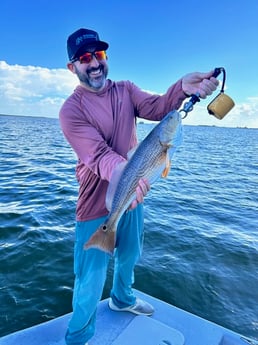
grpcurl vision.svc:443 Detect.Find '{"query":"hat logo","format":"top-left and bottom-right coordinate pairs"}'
top-left (76, 34), bottom-right (96, 46)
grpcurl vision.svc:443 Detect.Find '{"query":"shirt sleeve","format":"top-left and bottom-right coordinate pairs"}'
top-left (127, 79), bottom-right (186, 121)
top-left (59, 102), bottom-right (126, 183)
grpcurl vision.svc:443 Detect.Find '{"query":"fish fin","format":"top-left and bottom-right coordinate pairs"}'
top-left (106, 161), bottom-right (127, 211)
top-left (161, 152), bottom-right (171, 178)
top-left (161, 164), bottom-right (170, 177)
top-left (84, 227), bottom-right (115, 255)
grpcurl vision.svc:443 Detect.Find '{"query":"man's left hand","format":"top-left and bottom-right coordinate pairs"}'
top-left (182, 70), bottom-right (219, 99)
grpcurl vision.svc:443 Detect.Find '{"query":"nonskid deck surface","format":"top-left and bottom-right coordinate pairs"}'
top-left (0, 290), bottom-right (256, 345)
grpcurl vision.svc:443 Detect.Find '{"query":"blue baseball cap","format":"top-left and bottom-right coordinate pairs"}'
top-left (67, 28), bottom-right (109, 61)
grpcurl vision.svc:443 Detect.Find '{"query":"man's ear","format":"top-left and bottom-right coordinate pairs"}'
top-left (67, 62), bottom-right (76, 73)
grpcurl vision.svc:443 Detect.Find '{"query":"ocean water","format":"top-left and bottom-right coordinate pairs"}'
top-left (0, 114), bottom-right (257, 340)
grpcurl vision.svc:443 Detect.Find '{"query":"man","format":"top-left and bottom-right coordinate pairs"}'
top-left (59, 28), bottom-right (219, 345)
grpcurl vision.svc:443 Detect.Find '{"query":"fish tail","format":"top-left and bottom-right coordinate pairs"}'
top-left (84, 226), bottom-right (115, 255)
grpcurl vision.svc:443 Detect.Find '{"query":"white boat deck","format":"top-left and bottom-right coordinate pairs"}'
top-left (0, 289), bottom-right (256, 345)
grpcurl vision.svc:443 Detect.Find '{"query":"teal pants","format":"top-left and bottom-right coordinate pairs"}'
top-left (65, 204), bottom-right (144, 345)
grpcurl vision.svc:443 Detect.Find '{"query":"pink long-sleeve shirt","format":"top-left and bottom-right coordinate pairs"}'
top-left (59, 79), bottom-right (186, 221)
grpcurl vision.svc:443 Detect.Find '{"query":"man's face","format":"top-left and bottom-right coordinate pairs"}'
top-left (69, 50), bottom-right (108, 91)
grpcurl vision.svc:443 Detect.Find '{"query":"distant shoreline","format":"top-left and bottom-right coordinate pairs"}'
top-left (0, 113), bottom-right (57, 120)
top-left (0, 113), bottom-right (256, 130)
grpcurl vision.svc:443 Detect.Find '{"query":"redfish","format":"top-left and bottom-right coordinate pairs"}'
top-left (84, 110), bottom-right (182, 255)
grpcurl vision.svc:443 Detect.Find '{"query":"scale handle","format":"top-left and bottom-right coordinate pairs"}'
top-left (212, 67), bottom-right (226, 92)
top-left (212, 67), bottom-right (222, 78)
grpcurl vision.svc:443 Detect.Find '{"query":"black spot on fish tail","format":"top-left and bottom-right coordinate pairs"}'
top-left (84, 227), bottom-right (115, 255)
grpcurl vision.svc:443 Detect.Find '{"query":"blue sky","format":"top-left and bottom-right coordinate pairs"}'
top-left (0, 0), bottom-right (257, 127)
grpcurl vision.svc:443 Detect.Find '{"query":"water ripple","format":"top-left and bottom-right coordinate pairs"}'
top-left (0, 116), bottom-right (257, 339)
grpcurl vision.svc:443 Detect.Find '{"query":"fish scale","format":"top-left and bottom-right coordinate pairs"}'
top-left (106, 145), bottom-right (168, 232)
top-left (84, 110), bottom-right (182, 254)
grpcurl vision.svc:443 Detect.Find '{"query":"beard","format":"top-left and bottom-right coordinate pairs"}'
top-left (74, 63), bottom-right (108, 91)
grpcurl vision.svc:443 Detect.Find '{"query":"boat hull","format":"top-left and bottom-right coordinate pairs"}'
top-left (0, 289), bottom-right (256, 345)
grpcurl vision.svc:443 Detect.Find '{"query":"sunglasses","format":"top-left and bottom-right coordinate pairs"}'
top-left (72, 51), bottom-right (107, 64)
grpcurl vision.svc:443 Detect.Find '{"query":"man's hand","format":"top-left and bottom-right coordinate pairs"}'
top-left (130, 178), bottom-right (150, 210)
top-left (182, 70), bottom-right (219, 99)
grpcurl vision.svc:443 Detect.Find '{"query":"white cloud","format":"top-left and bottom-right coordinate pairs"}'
top-left (0, 61), bottom-right (257, 128)
top-left (0, 61), bottom-right (77, 118)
